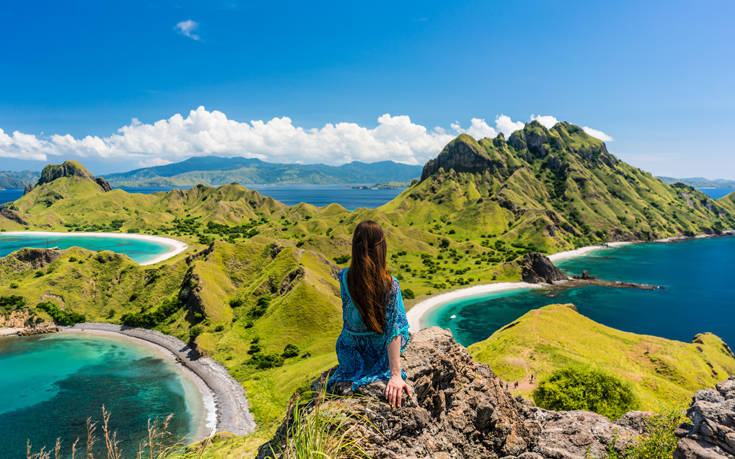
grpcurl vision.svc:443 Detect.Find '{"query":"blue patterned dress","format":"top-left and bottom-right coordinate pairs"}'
top-left (329, 268), bottom-right (411, 390)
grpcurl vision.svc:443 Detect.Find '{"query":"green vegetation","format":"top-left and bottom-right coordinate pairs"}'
top-left (470, 304), bottom-right (735, 411)
top-left (0, 295), bottom-right (26, 314)
top-left (533, 366), bottom-right (637, 420)
top-left (36, 301), bottom-right (86, 325)
top-left (587, 410), bottom-right (685, 459)
top-left (270, 386), bottom-right (370, 459)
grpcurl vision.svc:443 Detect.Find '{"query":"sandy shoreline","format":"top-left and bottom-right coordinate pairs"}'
top-left (59, 323), bottom-right (255, 440)
top-left (1, 231), bottom-right (188, 265)
top-left (408, 241), bottom-right (638, 333)
top-left (408, 232), bottom-right (735, 333)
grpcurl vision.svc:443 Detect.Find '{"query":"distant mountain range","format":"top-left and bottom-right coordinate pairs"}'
top-left (0, 170), bottom-right (39, 189)
top-left (101, 156), bottom-right (423, 187)
top-left (658, 176), bottom-right (735, 188)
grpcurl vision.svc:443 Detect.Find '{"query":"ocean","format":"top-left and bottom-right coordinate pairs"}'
top-left (0, 184), bottom-right (407, 210)
top-left (425, 236), bottom-right (735, 348)
top-left (0, 333), bottom-right (203, 458)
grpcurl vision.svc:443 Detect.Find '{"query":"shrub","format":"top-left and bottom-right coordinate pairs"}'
top-left (402, 289), bottom-right (415, 300)
top-left (533, 366), bottom-right (637, 420)
top-left (36, 301), bottom-right (86, 325)
top-left (623, 410), bottom-right (684, 458)
top-left (214, 324), bottom-right (225, 332)
top-left (0, 295), bottom-right (26, 313)
top-left (249, 295), bottom-right (271, 319)
top-left (9, 282), bottom-right (19, 289)
top-left (282, 343), bottom-right (300, 358)
top-left (248, 352), bottom-right (284, 369)
top-left (188, 325), bottom-right (202, 342)
top-left (333, 254), bottom-right (351, 264)
top-left (120, 298), bottom-right (181, 328)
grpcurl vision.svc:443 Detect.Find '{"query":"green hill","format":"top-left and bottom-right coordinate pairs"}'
top-left (102, 156), bottom-right (423, 187)
top-left (469, 304), bottom-right (735, 411)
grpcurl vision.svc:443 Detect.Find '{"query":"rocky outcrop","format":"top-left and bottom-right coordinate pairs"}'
top-left (674, 376), bottom-right (735, 458)
top-left (0, 248), bottom-right (62, 272)
top-left (33, 160), bottom-right (111, 192)
top-left (520, 252), bottom-right (568, 284)
top-left (0, 206), bottom-right (28, 225)
top-left (420, 135), bottom-right (502, 181)
top-left (258, 327), bottom-right (644, 458)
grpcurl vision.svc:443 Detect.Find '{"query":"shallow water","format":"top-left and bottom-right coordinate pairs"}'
top-left (0, 333), bottom-right (203, 458)
top-left (425, 237), bottom-right (735, 347)
top-left (0, 234), bottom-right (172, 264)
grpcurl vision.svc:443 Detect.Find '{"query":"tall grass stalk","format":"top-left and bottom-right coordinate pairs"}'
top-left (274, 382), bottom-right (373, 459)
top-left (26, 407), bottom-right (182, 459)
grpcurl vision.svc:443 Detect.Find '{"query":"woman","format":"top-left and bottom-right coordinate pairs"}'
top-left (330, 220), bottom-right (411, 407)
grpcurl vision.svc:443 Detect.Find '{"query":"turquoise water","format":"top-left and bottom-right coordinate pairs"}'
top-left (425, 236), bottom-right (735, 347)
top-left (0, 333), bottom-right (202, 458)
top-left (0, 234), bottom-right (172, 264)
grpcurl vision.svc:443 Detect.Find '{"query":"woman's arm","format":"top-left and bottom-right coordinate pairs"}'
top-left (385, 335), bottom-right (411, 407)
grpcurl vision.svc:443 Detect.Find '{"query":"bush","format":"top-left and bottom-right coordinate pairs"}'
top-left (282, 343), bottom-right (299, 358)
top-left (402, 289), bottom-right (415, 300)
top-left (532, 366), bottom-right (637, 420)
top-left (248, 352), bottom-right (284, 369)
top-left (120, 298), bottom-right (181, 328)
top-left (333, 254), bottom-right (351, 264)
top-left (0, 295), bottom-right (26, 313)
top-left (623, 410), bottom-right (684, 458)
top-left (188, 325), bottom-right (203, 342)
top-left (36, 301), bottom-right (86, 325)
top-left (249, 295), bottom-right (271, 319)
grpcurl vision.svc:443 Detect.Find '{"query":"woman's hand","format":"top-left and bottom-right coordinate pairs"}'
top-left (385, 375), bottom-right (411, 407)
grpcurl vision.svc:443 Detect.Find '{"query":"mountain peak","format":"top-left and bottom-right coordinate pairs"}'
top-left (34, 160), bottom-right (111, 192)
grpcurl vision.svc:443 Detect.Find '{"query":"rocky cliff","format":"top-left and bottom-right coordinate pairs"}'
top-left (258, 327), bottom-right (651, 458)
top-left (675, 376), bottom-right (735, 458)
top-left (30, 160), bottom-right (111, 192)
top-left (520, 252), bottom-right (568, 284)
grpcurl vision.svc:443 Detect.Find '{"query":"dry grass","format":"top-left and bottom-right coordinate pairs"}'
top-left (25, 406), bottom-right (183, 459)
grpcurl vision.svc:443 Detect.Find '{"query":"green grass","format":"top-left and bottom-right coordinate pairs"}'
top-left (469, 304), bottom-right (735, 411)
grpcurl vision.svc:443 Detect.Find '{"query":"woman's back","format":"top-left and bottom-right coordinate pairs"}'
top-left (331, 268), bottom-right (410, 389)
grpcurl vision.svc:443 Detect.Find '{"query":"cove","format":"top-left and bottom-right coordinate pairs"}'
top-left (0, 333), bottom-right (205, 458)
top-left (425, 236), bottom-right (735, 348)
top-left (0, 232), bottom-right (186, 265)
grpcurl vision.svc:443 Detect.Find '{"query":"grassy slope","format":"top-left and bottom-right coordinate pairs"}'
top-left (2, 122), bottom-right (735, 456)
top-left (469, 304), bottom-right (735, 411)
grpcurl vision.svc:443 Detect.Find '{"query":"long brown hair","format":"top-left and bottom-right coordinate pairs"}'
top-left (347, 220), bottom-right (392, 333)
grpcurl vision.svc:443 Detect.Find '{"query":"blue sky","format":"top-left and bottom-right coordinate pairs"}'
top-left (1, 0), bottom-right (733, 177)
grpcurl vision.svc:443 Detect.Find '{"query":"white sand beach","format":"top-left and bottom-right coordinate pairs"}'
top-left (407, 241), bottom-right (636, 333)
top-left (407, 282), bottom-right (543, 333)
top-left (1, 231), bottom-right (188, 265)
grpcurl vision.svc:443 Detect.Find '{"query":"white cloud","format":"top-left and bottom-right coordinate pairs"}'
top-left (582, 126), bottom-right (614, 142)
top-left (494, 115), bottom-right (525, 138)
top-left (0, 128), bottom-right (52, 160)
top-left (0, 109), bottom-right (614, 167)
top-left (175, 20), bottom-right (200, 41)
top-left (530, 114), bottom-right (559, 129)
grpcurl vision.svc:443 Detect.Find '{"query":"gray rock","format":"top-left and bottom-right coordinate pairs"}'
top-left (520, 252), bottom-right (568, 284)
top-left (674, 376), bottom-right (735, 458)
top-left (258, 327), bottom-right (644, 459)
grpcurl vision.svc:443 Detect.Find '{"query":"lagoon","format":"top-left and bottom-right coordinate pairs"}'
top-left (0, 333), bottom-right (204, 458)
top-left (425, 237), bottom-right (735, 348)
top-left (0, 233), bottom-right (185, 265)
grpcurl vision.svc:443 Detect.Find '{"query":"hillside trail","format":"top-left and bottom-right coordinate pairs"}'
top-left (498, 309), bottom-right (540, 393)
